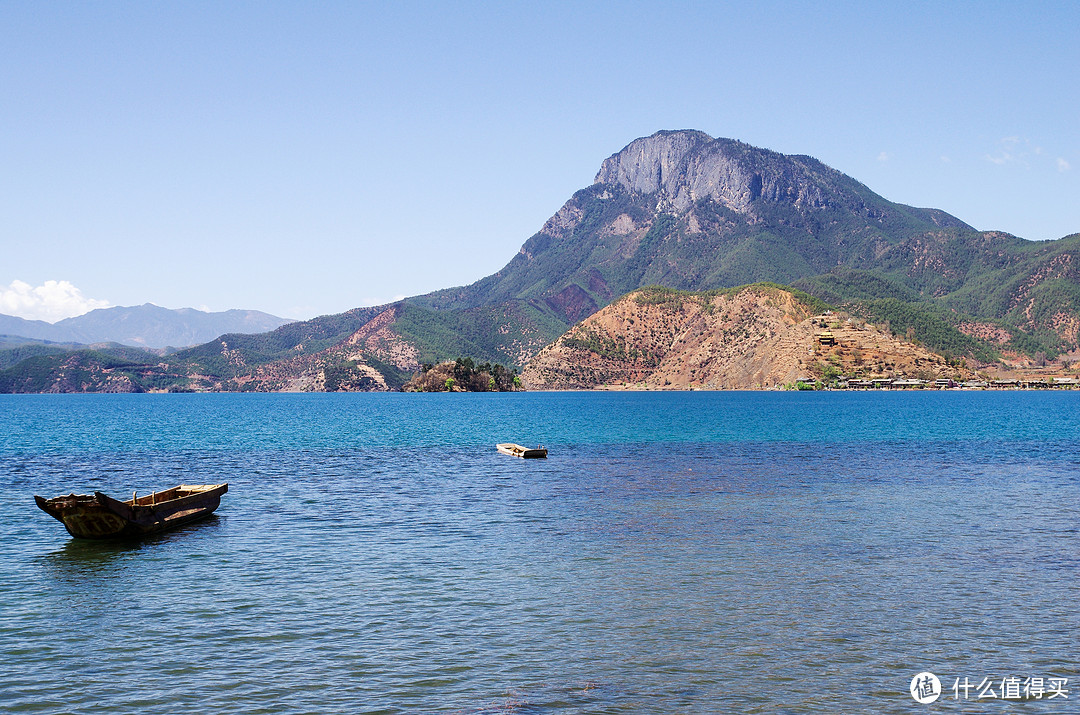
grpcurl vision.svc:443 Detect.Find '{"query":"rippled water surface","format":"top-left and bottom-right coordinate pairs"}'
top-left (2, 392), bottom-right (1078, 713)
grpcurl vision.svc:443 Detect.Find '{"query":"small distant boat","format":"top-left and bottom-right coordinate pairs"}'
top-left (34, 483), bottom-right (228, 540)
top-left (496, 443), bottom-right (548, 459)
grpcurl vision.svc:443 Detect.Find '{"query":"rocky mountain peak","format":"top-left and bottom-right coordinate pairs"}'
top-left (594, 129), bottom-right (839, 214)
top-left (593, 130), bottom-right (712, 195)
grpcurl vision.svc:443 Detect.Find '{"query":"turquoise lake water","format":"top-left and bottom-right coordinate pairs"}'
top-left (1, 392), bottom-right (1078, 713)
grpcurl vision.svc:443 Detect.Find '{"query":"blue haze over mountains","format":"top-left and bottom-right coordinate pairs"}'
top-left (0, 304), bottom-right (292, 350)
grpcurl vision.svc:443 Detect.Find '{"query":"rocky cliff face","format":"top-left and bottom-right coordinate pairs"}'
top-left (594, 130), bottom-right (839, 215)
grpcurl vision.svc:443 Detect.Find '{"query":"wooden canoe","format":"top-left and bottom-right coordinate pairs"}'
top-left (496, 443), bottom-right (548, 459)
top-left (35, 483), bottom-right (228, 540)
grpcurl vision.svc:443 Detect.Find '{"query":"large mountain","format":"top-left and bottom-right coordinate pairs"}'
top-left (412, 130), bottom-right (971, 318)
top-left (3, 130), bottom-right (1078, 392)
top-left (0, 304), bottom-right (294, 349)
top-left (409, 129), bottom-right (1077, 358)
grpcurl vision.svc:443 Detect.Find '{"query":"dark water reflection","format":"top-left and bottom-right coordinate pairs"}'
top-left (40, 538), bottom-right (145, 577)
top-left (39, 515), bottom-right (225, 577)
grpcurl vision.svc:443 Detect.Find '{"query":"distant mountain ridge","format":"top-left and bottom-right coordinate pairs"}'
top-left (0, 304), bottom-right (293, 349)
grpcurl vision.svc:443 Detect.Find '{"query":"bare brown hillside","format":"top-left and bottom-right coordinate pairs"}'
top-left (522, 286), bottom-right (973, 390)
top-left (229, 306), bottom-right (421, 391)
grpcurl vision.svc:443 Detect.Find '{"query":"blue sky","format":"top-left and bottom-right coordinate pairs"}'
top-left (2, 1), bottom-right (1078, 321)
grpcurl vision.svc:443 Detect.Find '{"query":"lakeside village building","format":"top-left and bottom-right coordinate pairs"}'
top-left (807, 319), bottom-right (1078, 390)
top-left (821, 377), bottom-right (1080, 390)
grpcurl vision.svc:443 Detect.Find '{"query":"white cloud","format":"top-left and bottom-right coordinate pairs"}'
top-left (0, 280), bottom-right (111, 323)
top-left (876, 152), bottom-right (890, 162)
top-left (985, 137), bottom-right (1066, 172)
top-left (986, 136), bottom-right (1024, 166)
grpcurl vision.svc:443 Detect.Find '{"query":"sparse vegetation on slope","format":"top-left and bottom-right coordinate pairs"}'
top-left (0, 350), bottom-right (193, 393)
top-left (523, 284), bottom-right (973, 390)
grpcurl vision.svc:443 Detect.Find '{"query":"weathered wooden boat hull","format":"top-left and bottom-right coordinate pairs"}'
top-left (35, 483), bottom-right (228, 540)
top-left (496, 443), bottom-right (548, 459)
